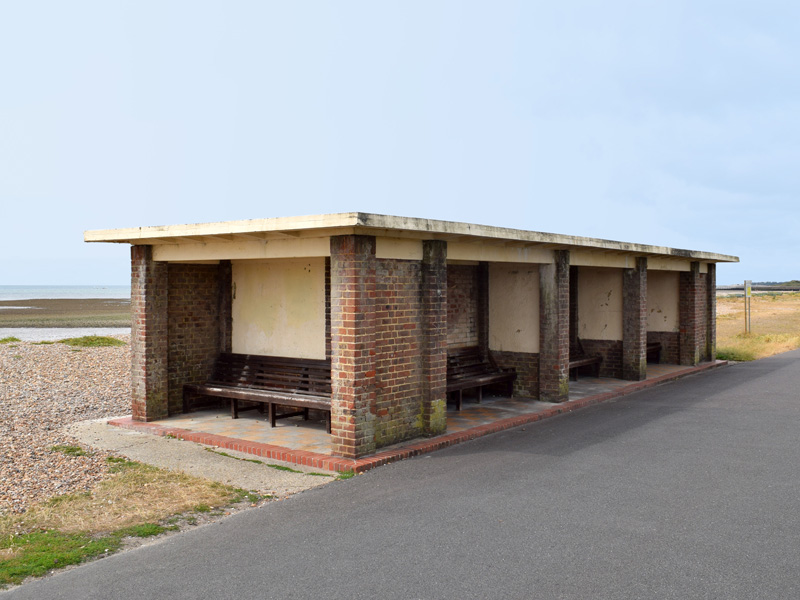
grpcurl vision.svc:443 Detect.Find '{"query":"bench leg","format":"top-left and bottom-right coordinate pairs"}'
top-left (457, 390), bottom-right (463, 411)
top-left (231, 399), bottom-right (239, 419)
top-left (269, 403), bottom-right (276, 428)
top-left (326, 412), bottom-right (331, 434)
top-left (303, 408), bottom-right (310, 421)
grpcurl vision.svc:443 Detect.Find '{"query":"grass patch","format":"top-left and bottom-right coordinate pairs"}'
top-left (266, 464), bottom-right (303, 474)
top-left (337, 470), bottom-right (355, 480)
top-left (51, 445), bottom-right (89, 457)
top-left (58, 336), bottom-right (126, 348)
top-left (0, 337), bottom-right (21, 344)
top-left (307, 472), bottom-right (334, 477)
top-left (0, 459), bottom-right (260, 588)
top-left (31, 341), bottom-right (55, 345)
top-left (0, 530), bottom-right (122, 586)
top-left (204, 448), bottom-right (264, 464)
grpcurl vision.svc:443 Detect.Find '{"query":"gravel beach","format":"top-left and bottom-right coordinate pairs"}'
top-left (0, 337), bottom-right (332, 516)
top-left (0, 337), bottom-right (131, 515)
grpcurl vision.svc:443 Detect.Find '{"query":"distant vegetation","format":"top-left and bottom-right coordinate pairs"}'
top-left (753, 280), bottom-right (800, 287)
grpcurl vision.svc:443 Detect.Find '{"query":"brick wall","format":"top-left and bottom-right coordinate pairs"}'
top-left (373, 258), bottom-right (424, 447)
top-left (492, 350), bottom-right (539, 397)
top-left (698, 273), bottom-right (708, 361)
top-left (647, 331), bottom-right (679, 364)
top-left (622, 258), bottom-right (647, 381)
top-left (679, 262), bottom-right (703, 366)
top-left (706, 264), bottom-right (716, 361)
top-left (421, 241), bottom-right (448, 435)
top-left (539, 251), bottom-right (570, 402)
top-left (447, 264), bottom-right (479, 348)
top-left (131, 246), bottom-right (168, 422)
top-left (330, 235), bottom-right (378, 458)
top-left (580, 339), bottom-right (623, 378)
top-left (167, 264), bottom-right (222, 414)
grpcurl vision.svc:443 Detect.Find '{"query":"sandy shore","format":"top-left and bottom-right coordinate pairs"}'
top-left (0, 298), bottom-right (130, 328)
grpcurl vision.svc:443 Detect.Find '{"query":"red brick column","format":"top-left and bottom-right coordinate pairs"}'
top-left (330, 235), bottom-right (377, 458)
top-left (421, 240), bottom-right (447, 436)
top-left (679, 261), bottom-right (702, 366)
top-left (622, 257), bottom-right (648, 381)
top-left (539, 250), bottom-right (570, 402)
top-left (706, 263), bottom-right (716, 361)
top-left (477, 262), bottom-right (489, 357)
top-left (218, 260), bottom-right (232, 353)
top-left (130, 245), bottom-right (168, 422)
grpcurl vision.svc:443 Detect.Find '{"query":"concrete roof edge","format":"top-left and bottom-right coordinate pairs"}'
top-left (84, 211), bottom-right (739, 263)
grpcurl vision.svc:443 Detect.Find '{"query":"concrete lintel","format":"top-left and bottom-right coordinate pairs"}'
top-left (85, 212), bottom-right (739, 264)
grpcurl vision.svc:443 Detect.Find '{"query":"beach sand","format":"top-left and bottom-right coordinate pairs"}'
top-left (0, 298), bottom-right (130, 328)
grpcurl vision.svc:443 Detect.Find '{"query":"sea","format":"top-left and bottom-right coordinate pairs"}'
top-left (0, 285), bottom-right (130, 301)
top-left (0, 285), bottom-right (131, 342)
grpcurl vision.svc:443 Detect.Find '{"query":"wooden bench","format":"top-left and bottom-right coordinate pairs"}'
top-left (183, 353), bottom-right (332, 433)
top-left (647, 342), bottom-right (662, 363)
top-left (447, 346), bottom-right (517, 411)
top-left (569, 341), bottom-right (602, 381)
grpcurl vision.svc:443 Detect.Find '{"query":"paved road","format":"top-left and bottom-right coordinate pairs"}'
top-left (6, 352), bottom-right (800, 599)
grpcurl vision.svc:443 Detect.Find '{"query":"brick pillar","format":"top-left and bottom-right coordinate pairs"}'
top-left (421, 240), bottom-right (448, 436)
top-left (218, 260), bottom-right (232, 353)
top-left (679, 261), bottom-right (702, 366)
top-left (330, 235), bottom-right (377, 458)
top-left (706, 263), bottom-right (716, 361)
top-left (477, 262), bottom-right (489, 357)
top-left (539, 250), bottom-right (570, 402)
top-left (569, 266), bottom-right (579, 354)
top-left (622, 257), bottom-right (647, 381)
top-left (131, 245), bottom-right (169, 422)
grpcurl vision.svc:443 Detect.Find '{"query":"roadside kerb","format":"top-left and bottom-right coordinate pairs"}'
top-left (109, 360), bottom-right (727, 474)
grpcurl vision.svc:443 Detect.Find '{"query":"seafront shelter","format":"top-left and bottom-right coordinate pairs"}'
top-left (85, 213), bottom-right (738, 459)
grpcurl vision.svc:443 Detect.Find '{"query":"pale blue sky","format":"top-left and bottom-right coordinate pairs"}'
top-left (1, 1), bottom-right (797, 285)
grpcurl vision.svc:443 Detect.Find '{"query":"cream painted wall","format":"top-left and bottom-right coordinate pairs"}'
top-left (578, 267), bottom-right (623, 340)
top-left (647, 270), bottom-right (679, 332)
top-left (488, 264), bottom-right (539, 353)
top-left (231, 258), bottom-right (326, 359)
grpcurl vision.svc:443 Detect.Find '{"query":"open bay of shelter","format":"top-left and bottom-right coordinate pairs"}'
top-left (85, 213), bottom-right (738, 459)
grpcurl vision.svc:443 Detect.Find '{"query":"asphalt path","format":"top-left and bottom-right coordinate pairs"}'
top-left (5, 352), bottom-right (800, 599)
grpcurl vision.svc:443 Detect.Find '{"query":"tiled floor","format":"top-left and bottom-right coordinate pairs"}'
top-left (154, 362), bottom-right (694, 456)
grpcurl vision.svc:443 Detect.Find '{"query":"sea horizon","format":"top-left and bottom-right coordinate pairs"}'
top-left (0, 285), bottom-right (130, 302)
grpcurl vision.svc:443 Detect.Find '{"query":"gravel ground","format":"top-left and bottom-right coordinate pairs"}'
top-left (0, 337), bottom-right (131, 515)
top-left (0, 337), bottom-right (332, 517)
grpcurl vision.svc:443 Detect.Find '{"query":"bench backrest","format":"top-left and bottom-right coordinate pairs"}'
top-left (210, 353), bottom-right (331, 395)
top-left (447, 346), bottom-right (501, 380)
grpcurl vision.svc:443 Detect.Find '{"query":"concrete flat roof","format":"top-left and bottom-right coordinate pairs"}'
top-left (84, 212), bottom-right (739, 263)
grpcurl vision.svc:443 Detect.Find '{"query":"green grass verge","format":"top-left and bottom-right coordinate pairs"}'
top-left (0, 337), bottom-right (21, 344)
top-left (716, 347), bottom-right (757, 361)
top-left (58, 336), bottom-right (126, 347)
top-left (0, 523), bottom-right (173, 587)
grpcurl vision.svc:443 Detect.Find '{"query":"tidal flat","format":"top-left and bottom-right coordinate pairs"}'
top-left (0, 298), bottom-right (131, 328)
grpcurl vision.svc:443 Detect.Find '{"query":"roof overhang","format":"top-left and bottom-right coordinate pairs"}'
top-left (84, 212), bottom-right (739, 263)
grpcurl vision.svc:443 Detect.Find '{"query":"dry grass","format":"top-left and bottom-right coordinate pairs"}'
top-left (717, 292), bottom-right (800, 360)
top-left (0, 460), bottom-right (240, 539)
